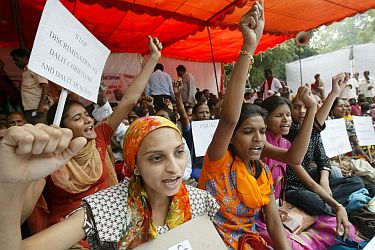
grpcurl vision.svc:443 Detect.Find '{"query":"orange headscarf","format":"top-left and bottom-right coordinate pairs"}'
top-left (123, 116), bottom-right (180, 175)
top-left (120, 116), bottom-right (192, 249)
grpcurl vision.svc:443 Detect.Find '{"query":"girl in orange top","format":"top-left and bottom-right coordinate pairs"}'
top-left (199, 1), bottom-right (326, 249)
top-left (199, 104), bottom-right (278, 250)
top-left (199, 2), bottom-right (290, 249)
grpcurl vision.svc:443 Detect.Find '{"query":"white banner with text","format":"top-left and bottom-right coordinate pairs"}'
top-left (192, 120), bottom-right (219, 157)
top-left (28, 0), bottom-right (110, 102)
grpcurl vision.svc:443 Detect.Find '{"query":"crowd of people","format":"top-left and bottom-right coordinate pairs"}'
top-left (0, 1), bottom-right (374, 249)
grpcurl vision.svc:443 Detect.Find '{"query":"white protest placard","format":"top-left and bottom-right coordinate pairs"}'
top-left (192, 120), bottom-right (219, 157)
top-left (168, 240), bottom-right (193, 250)
top-left (28, 0), bottom-right (110, 102)
top-left (364, 236), bottom-right (375, 250)
top-left (134, 214), bottom-right (226, 250)
top-left (320, 118), bottom-right (352, 158)
top-left (352, 116), bottom-right (375, 146)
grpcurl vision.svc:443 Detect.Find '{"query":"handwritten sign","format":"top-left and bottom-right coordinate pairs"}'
top-left (192, 120), bottom-right (219, 157)
top-left (168, 240), bottom-right (193, 250)
top-left (320, 118), bottom-right (352, 158)
top-left (28, 0), bottom-right (110, 102)
top-left (352, 116), bottom-right (375, 146)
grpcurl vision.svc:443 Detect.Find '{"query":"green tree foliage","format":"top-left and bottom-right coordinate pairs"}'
top-left (224, 40), bottom-right (317, 89)
top-left (310, 9), bottom-right (375, 54)
top-left (249, 41), bottom-right (316, 88)
top-left (223, 9), bottom-right (375, 91)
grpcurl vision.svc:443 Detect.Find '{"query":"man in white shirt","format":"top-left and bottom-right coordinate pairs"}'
top-left (261, 69), bottom-right (282, 99)
top-left (145, 63), bottom-right (174, 110)
top-left (176, 64), bottom-right (196, 106)
top-left (10, 48), bottom-right (49, 124)
top-left (341, 73), bottom-right (358, 100)
top-left (359, 71), bottom-right (375, 99)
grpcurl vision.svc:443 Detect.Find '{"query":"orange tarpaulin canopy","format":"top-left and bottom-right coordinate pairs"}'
top-left (1, 0), bottom-right (374, 62)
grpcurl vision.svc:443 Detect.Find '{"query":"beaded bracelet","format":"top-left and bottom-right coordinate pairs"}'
top-left (239, 50), bottom-right (254, 61)
top-left (239, 50), bottom-right (255, 73)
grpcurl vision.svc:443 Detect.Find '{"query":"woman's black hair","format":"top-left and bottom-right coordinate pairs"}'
top-left (330, 97), bottom-right (343, 114)
top-left (207, 98), bottom-right (219, 110)
top-left (234, 103), bottom-right (268, 133)
top-left (361, 103), bottom-right (371, 114)
top-left (156, 108), bottom-right (177, 124)
top-left (244, 92), bottom-right (251, 99)
top-left (228, 103), bottom-right (268, 179)
top-left (261, 95), bottom-right (292, 115)
top-left (253, 98), bottom-right (263, 106)
top-left (194, 91), bottom-right (206, 103)
top-left (131, 106), bottom-right (143, 117)
top-left (47, 99), bottom-right (84, 127)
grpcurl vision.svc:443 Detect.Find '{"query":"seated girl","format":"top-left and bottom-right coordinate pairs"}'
top-left (330, 97), bottom-right (373, 163)
top-left (199, 2), bottom-right (350, 249)
top-left (0, 116), bottom-right (219, 249)
top-left (284, 75), bottom-right (365, 211)
top-left (259, 94), bottom-right (358, 249)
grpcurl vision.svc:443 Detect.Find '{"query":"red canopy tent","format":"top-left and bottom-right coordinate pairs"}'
top-left (1, 0), bottom-right (374, 63)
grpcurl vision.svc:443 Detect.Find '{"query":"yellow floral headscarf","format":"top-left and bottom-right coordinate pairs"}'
top-left (120, 116), bottom-right (191, 249)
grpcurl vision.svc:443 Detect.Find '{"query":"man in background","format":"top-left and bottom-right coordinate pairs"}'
top-left (0, 59), bottom-right (23, 112)
top-left (261, 69), bottom-right (282, 99)
top-left (311, 73), bottom-right (325, 99)
top-left (341, 73), bottom-right (358, 100)
top-left (359, 70), bottom-right (375, 100)
top-left (145, 63), bottom-right (174, 110)
top-left (176, 64), bottom-right (196, 106)
top-left (10, 48), bottom-right (49, 124)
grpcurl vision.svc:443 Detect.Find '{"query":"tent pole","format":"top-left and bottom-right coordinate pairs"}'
top-left (349, 46), bottom-right (355, 76)
top-left (299, 56), bottom-right (303, 86)
top-left (12, 0), bottom-right (26, 49)
top-left (207, 26), bottom-right (219, 95)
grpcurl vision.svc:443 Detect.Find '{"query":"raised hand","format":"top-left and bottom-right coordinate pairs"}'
top-left (296, 84), bottom-right (317, 109)
top-left (163, 98), bottom-right (173, 110)
top-left (239, 1), bottom-right (264, 52)
top-left (317, 82), bottom-right (325, 92)
top-left (143, 96), bottom-right (154, 107)
top-left (148, 36), bottom-right (162, 60)
top-left (331, 73), bottom-right (348, 96)
top-left (0, 124), bottom-right (86, 184)
top-left (173, 79), bottom-right (183, 95)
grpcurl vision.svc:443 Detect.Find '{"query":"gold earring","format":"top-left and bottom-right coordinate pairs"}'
top-left (134, 168), bottom-right (140, 176)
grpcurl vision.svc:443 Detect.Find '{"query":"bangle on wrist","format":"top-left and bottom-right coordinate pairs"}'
top-left (239, 50), bottom-right (255, 75)
top-left (322, 166), bottom-right (332, 172)
top-left (334, 203), bottom-right (343, 212)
